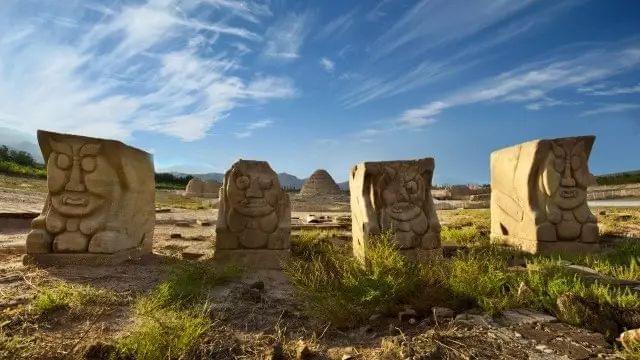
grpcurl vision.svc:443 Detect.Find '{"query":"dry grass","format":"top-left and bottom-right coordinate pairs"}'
top-left (155, 190), bottom-right (214, 210)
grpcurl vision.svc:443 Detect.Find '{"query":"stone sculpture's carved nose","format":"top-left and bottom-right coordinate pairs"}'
top-left (245, 180), bottom-right (263, 198)
top-left (65, 158), bottom-right (86, 192)
top-left (561, 157), bottom-right (576, 187)
top-left (398, 186), bottom-right (409, 202)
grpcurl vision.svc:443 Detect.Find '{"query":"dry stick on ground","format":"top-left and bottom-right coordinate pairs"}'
top-left (64, 308), bottom-right (105, 359)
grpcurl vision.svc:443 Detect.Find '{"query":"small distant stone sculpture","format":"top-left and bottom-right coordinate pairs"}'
top-left (299, 169), bottom-right (342, 196)
top-left (214, 160), bottom-right (290, 269)
top-left (184, 178), bottom-right (220, 198)
top-left (25, 130), bottom-right (155, 265)
top-left (350, 158), bottom-right (441, 262)
top-left (490, 136), bottom-right (599, 254)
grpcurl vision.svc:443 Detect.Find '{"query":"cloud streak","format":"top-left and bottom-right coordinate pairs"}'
top-left (397, 40), bottom-right (640, 126)
top-left (0, 0), bottom-right (295, 142)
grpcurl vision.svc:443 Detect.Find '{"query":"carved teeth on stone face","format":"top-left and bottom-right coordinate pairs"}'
top-left (560, 189), bottom-right (576, 198)
top-left (63, 196), bottom-right (87, 206)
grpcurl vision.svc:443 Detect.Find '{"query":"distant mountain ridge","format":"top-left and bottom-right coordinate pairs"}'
top-left (169, 171), bottom-right (307, 189)
top-left (167, 171), bottom-right (350, 190)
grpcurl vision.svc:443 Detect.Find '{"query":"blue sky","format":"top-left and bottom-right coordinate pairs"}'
top-left (0, 0), bottom-right (639, 184)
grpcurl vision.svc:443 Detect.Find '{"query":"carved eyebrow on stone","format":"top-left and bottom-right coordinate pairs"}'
top-left (49, 138), bottom-right (72, 155)
top-left (79, 143), bottom-right (101, 156)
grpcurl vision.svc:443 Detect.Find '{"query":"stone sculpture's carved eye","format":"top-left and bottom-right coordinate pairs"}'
top-left (571, 155), bottom-right (582, 171)
top-left (405, 180), bottom-right (418, 194)
top-left (81, 156), bottom-right (97, 172)
top-left (56, 153), bottom-right (71, 170)
top-left (259, 177), bottom-right (273, 190)
top-left (235, 175), bottom-right (250, 190)
top-left (554, 157), bottom-right (565, 173)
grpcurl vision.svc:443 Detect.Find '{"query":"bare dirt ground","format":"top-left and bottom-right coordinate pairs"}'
top-left (0, 175), bottom-right (630, 359)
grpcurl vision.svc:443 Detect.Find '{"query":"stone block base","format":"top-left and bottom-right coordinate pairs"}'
top-left (23, 248), bottom-right (146, 266)
top-left (212, 249), bottom-right (290, 270)
top-left (491, 235), bottom-right (600, 255)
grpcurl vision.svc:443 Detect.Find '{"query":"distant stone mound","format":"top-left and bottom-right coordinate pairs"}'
top-left (185, 178), bottom-right (221, 198)
top-left (299, 169), bottom-right (342, 196)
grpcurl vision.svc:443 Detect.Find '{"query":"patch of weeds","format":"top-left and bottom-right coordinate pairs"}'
top-left (291, 229), bottom-right (345, 260)
top-left (437, 245), bottom-right (524, 314)
top-left (285, 232), bottom-right (427, 327)
top-left (114, 262), bottom-right (240, 359)
top-left (115, 298), bottom-right (211, 360)
top-left (150, 262), bottom-right (241, 308)
top-left (0, 331), bottom-right (33, 360)
top-left (440, 226), bottom-right (488, 246)
top-left (31, 282), bottom-right (120, 315)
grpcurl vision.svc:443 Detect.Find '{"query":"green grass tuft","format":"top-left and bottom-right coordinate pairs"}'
top-left (286, 231), bottom-right (429, 327)
top-left (149, 262), bottom-right (241, 308)
top-left (115, 299), bottom-right (211, 360)
top-left (114, 262), bottom-right (240, 359)
top-left (31, 282), bottom-right (119, 315)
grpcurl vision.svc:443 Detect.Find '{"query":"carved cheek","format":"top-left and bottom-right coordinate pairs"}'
top-left (382, 189), bottom-right (396, 206)
top-left (84, 157), bottom-right (118, 197)
top-left (542, 162), bottom-right (561, 195)
top-left (47, 155), bottom-right (67, 193)
top-left (263, 189), bottom-right (278, 206)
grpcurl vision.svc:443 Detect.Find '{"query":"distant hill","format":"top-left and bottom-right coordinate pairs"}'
top-left (337, 181), bottom-right (349, 191)
top-left (0, 127), bottom-right (42, 162)
top-left (171, 171), bottom-right (306, 189)
top-left (596, 170), bottom-right (640, 186)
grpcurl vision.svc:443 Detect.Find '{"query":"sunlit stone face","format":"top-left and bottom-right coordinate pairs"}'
top-left (541, 139), bottom-right (591, 210)
top-left (47, 138), bottom-right (119, 218)
top-left (227, 162), bottom-right (279, 219)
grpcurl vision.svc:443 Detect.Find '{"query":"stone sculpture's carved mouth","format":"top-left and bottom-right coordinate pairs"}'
top-left (560, 189), bottom-right (577, 199)
top-left (389, 202), bottom-right (422, 221)
top-left (242, 198), bottom-right (268, 207)
top-left (62, 195), bottom-right (88, 206)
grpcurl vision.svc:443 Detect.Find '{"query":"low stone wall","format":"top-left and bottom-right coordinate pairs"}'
top-left (587, 183), bottom-right (640, 200)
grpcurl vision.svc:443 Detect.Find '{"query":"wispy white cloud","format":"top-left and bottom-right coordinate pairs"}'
top-left (316, 8), bottom-right (357, 39)
top-left (319, 57), bottom-right (335, 73)
top-left (580, 103), bottom-right (640, 117)
top-left (263, 11), bottom-right (314, 60)
top-left (0, 1), bottom-right (295, 142)
top-left (345, 1), bottom-right (580, 108)
top-left (578, 82), bottom-right (640, 96)
top-left (397, 40), bottom-right (640, 126)
top-left (373, 0), bottom-right (534, 57)
top-left (235, 119), bottom-right (274, 138)
top-left (525, 97), bottom-right (581, 111)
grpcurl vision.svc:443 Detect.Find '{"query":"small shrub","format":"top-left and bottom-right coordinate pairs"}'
top-left (286, 232), bottom-right (427, 327)
top-left (291, 229), bottom-right (345, 260)
top-left (31, 282), bottom-right (119, 315)
top-left (440, 246), bottom-right (524, 314)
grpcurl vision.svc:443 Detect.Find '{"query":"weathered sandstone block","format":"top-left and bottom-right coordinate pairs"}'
top-left (350, 158), bottom-right (441, 262)
top-left (25, 130), bottom-right (155, 265)
top-left (184, 178), bottom-right (220, 198)
top-left (214, 160), bottom-right (290, 269)
top-left (490, 136), bottom-right (599, 254)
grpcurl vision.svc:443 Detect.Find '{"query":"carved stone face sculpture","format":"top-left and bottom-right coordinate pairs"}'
top-left (226, 161), bottom-right (281, 248)
top-left (26, 130), bottom-right (155, 263)
top-left (215, 160), bottom-right (290, 269)
top-left (375, 164), bottom-right (430, 248)
top-left (490, 136), bottom-right (598, 254)
top-left (350, 158), bottom-right (441, 262)
top-left (540, 139), bottom-right (596, 242)
top-left (47, 139), bottom-right (117, 219)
